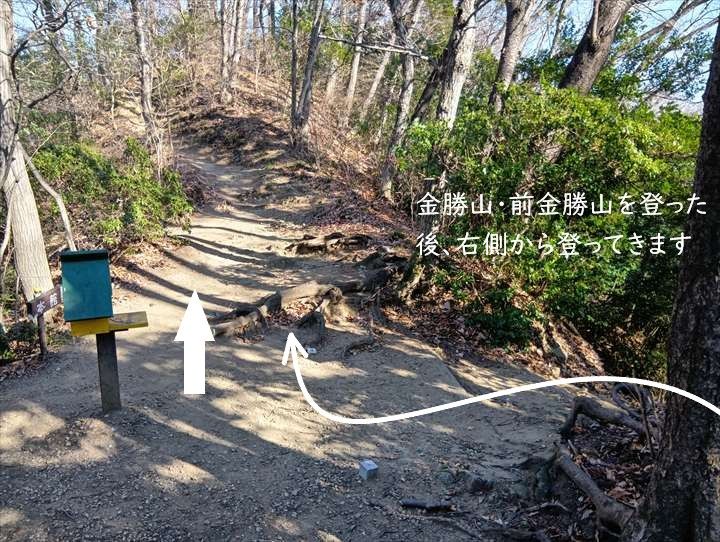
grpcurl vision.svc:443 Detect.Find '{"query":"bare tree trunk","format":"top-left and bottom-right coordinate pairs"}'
top-left (0, 0), bottom-right (53, 301)
top-left (268, 0), bottom-right (276, 39)
top-left (342, 0), bottom-right (369, 126)
top-left (358, 33), bottom-right (395, 123)
top-left (411, 0), bottom-right (487, 125)
top-left (379, 0), bottom-right (422, 200)
top-left (548, 0), bottom-right (567, 55)
top-left (395, 0), bottom-right (480, 296)
top-left (22, 147), bottom-right (76, 252)
top-left (221, 0), bottom-right (247, 103)
top-left (220, 0), bottom-right (235, 83)
top-left (290, 0), bottom-right (298, 120)
top-left (129, 0), bottom-right (162, 162)
top-left (252, 0), bottom-right (259, 37)
top-left (324, 0), bottom-right (346, 100)
top-left (435, 0), bottom-right (479, 128)
top-left (230, 0), bottom-right (248, 76)
top-left (291, 0), bottom-right (326, 150)
top-left (258, 0), bottom-right (265, 36)
top-left (622, 24), bottom-right (720, 542)
top-left (489, 0), bottom-right (534, 111)
top-left (558, 0), bottom-right (635, 93)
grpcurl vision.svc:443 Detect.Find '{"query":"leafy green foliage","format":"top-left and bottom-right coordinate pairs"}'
top-left (467, 285), bottom-right (538, 347)
top-left (33, 138), bottom-right (192, 247)
top-left (399, 85), bottom-right (701, 378)
top-left (519, 12), bottom-right (714, 101)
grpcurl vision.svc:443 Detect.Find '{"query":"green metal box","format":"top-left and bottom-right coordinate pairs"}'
top-left (60, 249), bottom-right (113, 322)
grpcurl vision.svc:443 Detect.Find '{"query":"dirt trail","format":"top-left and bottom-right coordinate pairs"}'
top-left (1, 146), bottom-right (574, 541)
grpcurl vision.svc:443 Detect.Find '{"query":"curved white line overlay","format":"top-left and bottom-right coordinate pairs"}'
top-left (285, 345), bottom-right (720, 426)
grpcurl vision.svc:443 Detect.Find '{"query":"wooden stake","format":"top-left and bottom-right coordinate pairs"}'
top-left (37, 313), bottom-right (47, 359)
top-left (96, 331), bottom-right (121, 412)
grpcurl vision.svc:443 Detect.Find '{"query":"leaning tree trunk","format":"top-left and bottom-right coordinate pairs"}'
top-left (396, 0), bottom-right (478, 298)
top-left (558, 0), bottom-right (635, 93)
top-left (129, 0), bottom-right (162, 162)
top-left (411, 0), bottom-right (484, 125)
top-left (379, 0), bottom-right (421, 200)
top-left (435, 0), bottom-right (479, 128)
top-left (622, 23), bottom-right (720, 542)
top-left (324, 0), bottom-right (346, 100)
top-left (342, 0), bottom-right (369, 126)
top-left (0, 0), bottom-right (53, 301)
top-left (548, 0), bottom-right (567, 56)
top-left (291, 0), bottom-right (326, 150)
top-left (488, 0), bottom-right (534, 111)
top-left (358, 33), bottom-right (395, 122)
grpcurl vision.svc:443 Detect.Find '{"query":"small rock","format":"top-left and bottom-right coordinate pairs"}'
top-left (358, 459), bottom-right (378, 481)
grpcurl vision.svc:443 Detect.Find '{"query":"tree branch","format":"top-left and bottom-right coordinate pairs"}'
top-left (319, 34), bottom-right (431, 60)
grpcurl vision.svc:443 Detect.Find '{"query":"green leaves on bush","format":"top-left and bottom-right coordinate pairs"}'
top-left (400, 85), bottom-right (701, 378)
top-left (33, 138), bottom-right (192, 247)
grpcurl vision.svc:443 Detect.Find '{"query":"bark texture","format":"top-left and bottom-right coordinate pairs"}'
top-left (0, 0), bottom-right (53, 301)
top-left (379, 0), bottom-right (421, 200)
top-left (411, 0), bottom-right (488, 125)
top-left (489, 0), bottom-right (533, 111)
top-left (342, 0), bottom-right (369, 126)
top-left (358, 33), bottom-right (395, 122)
top-left (622, 23), bottom-right (720, 542)
top-left (558, 0), bottom-right (635, 93)
top-left (129, 0), bottom-right (162, 155)
top-left (435, 0), bottom-right (478, 128)
top-left (291, 0), bottom-right (326, 150)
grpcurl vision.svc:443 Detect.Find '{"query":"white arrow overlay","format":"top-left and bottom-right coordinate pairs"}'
top-left (175, 291), bottom-right (214, 394)
top-left (282, 333), bottom-right (720, 425)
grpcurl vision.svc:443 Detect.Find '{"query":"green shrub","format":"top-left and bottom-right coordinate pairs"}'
top-left (33, 138), bottom-right (192, 247)
top-left (399, 85), bottom-right (700, 379)
top-left (467, 285), bottom-right (537, 347)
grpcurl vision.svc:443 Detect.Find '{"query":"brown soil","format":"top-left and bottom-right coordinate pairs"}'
top-left (0, 143), bottom-right (591, 541)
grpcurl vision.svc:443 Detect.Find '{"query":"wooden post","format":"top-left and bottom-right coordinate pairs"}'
top-left (96, 331), bottom-right (121, 412)
top-left (37, 313), bottom-right (47, 359)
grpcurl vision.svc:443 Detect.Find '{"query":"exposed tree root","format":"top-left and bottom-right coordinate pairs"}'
top-left (296, 287), bottom-right (342, 346)
top-left (356, 247), bottom-right (408, 270)
top-left (402, 512), bottom-right (551, 541)
top-left (286, 232), bottom-right (371, 254)
top-left (210, 282), bottom-right (334, 337)
top-left (342, 335), bottom-right (379, 359)
top-left (611, 383), bottom-right (659, 457)
top-left (541, 391), bottom-right (653, 539)
top-left (611, 383), bottom-right (657, 424)
top-left (554, 446), bottom-right (634, 536)
top-left (395, 253), bottom-right (426, 303)
top-left (559, 395), bottom-right (646, 438)
top-left (523, 393), bottom-right (652, 538)
top-left (335, 266), bottom-right (403, 294)
top-left (210, 264), bottom-right (404, 337)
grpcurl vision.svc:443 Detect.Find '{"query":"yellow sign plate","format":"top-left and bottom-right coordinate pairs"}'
top-left (71, 311), bottom-right (148, 337)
